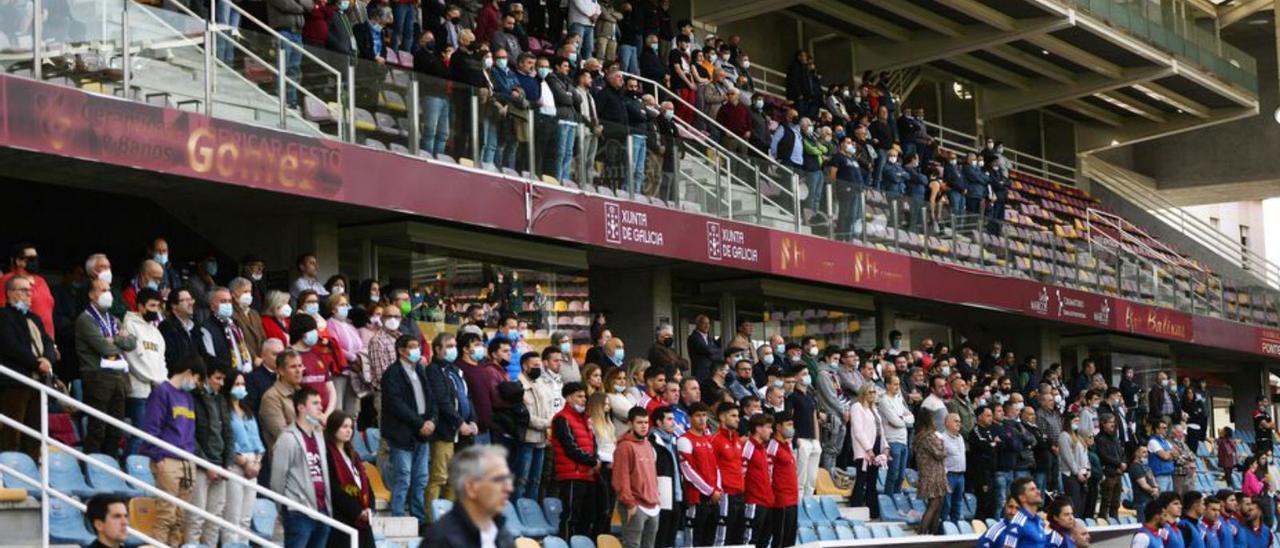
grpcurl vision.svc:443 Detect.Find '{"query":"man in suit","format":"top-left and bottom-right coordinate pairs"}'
top-left (686, 314), bottom-right (721, 380)
top-left (0, 275), bottom-right (57, 457)
top-left (160, 288), bottom-right (203, 370)
top-left (382, 334), bottom-right (437, 524)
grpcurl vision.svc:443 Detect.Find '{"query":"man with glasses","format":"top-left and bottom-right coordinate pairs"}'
top-left (1148, 420), bottom-right (1178, 492)
top-left (0, 275), bottom-right (57, 457)
top-left (422, 445), bottom-right (516, 547)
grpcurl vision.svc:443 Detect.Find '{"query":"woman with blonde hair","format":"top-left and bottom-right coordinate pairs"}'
top-left (605, 366), bottom-right (636, 434)
top-left (849, 385), bottom-right (888, 517)
top-left (587, 391), bottom-right (619, 536)
top-left (581, 363), bottom-right (604, 398)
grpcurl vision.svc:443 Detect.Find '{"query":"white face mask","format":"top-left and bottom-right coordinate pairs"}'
top-left (384, 317), bottom-right (402, 332)
top-left (98, 269), bottom-right (114, 284)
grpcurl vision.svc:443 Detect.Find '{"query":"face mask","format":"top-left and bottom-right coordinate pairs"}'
top-left (649, 43), bottom-right (658, 51)
top-left (407, 348), bottom-right (422, 363)
top-left (98, 269), bottom-right (114, 284)
top-left (250, 272), bottom-right (263, 281)
top-left (331, 286), bottom-right (345, 296)
top-left (383, 317), bottom-right (401, 332)
top-left (145, 280), bottom-right (159, 291)
top-left (807, 347), bottom-right (819, 357)
top-left (774, 344), bottom-right (785, 356)
top-left (612, 349), bottom-right (625, 363)
top-left (142, 310), bottom-right (160, 323)
top-left (13, 300), bottom-right (30, 314)
top-left (305, 414), bottom-right (323, 426)
top-left (399, 301), bottom-right (412, 315)
top-left (783, 426), bottom-right (796, 439)
top-left (771, 380), bottom-right (784, 389)
top-left (303, 330), bottom-right (319, 347)
top-left (1013, 403), bottom-right (1025, 414)
top-left (527, 368), bottom-right (542, 381)
top-left (569, 53), bottom-right (578, 64)
top-left (537, 67), bottom-right (551, 78)
top-left (663, 110), bottom-right (674, 119)
top-left (800, 375), bottom-right (812, 387)
top-left (1072, 422), bottom-right (1081, 432)
top-left (941, 366), bottom-right (951, 377)
top-left (216, 302), bottom-right (234, 319)
top-left (154, 253), bottom-right (169, 265)
top-left (977, 161), bottom-right (985, 168)
top-left (560, 341), bottom-right (573, 356)
top-left (230, 386), bottom-right (248, 400)
top-left (762, 354), bottom-right (774, 365)
top-left (277, 304), bottom-right (293, 319)
top-left (232, 292), bottom-right (252, 308)
top-left (449, 16), bottom-right (460, 23)
top-left (336, 305), bottom-right (351, 320)
top-left (205, 261), bottom-right (218, 276)
top-left (888, 156), bottom-right (898, 164)
top-left (96, 292), bottom-right (114, 310)
top-left (471, 346), bottom-right (488, 362)
top-left (844, 144), bottom-right (855, 155)
top-left (339, 0), bottom-right (349, 9)
top-left (495, 57), bottom-right (508, 69)
top-left (484, 57), bottom-right (494, 69)
top-left (304, 303), bottom-right (320, 316)
top-left (572, 403), bottom-right (586, 413)
top-left (181, 379), bottom-right (197, 392)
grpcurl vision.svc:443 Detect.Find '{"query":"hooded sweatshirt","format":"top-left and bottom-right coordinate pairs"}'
top-left (613, 430), bottom-right (660, 512)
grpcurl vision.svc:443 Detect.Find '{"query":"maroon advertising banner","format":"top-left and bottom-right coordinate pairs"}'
top-left (1113, 300), bottom-right (1194, 342)
top-left (0, 75), bottom-right (529, 234)
top-left (1260, 328), bottom-right (1280, 358)
top-left (768, 233), bottom-right (913, 294)
top-left (583, 196), bottom-right (770, 270)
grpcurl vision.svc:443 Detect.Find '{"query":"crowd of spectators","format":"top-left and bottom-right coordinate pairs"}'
top-left (0, 234), bottom-right (1270, 548)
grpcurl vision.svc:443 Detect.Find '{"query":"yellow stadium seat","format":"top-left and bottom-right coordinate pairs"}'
top-left (541, 175), bottom-right (560, 186)
top-left (972, 520), bottom-right (987, 535)
top-left (128, 497), bottom-right (159, 539)
top-left (0, 487), bottom-right (25, 502)
top-left (597, 534), bottom-right (623, 548)
top-left (1096, 518), bottom-right (1109, 526)
top-left (459, 158), bottom-right (475, 168)
top-left (789, 324), bottom-right (807, 338)
top-left (364, 462), bottom-right (391, 508)
top-left (514, 538), bottom-right (540, 548)
top-left (815, 468), bottom-right (851, 497)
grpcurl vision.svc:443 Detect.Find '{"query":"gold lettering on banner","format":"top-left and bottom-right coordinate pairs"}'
top-left (853, 252), bottom-right (880, 284)
top-left (780, 237), bottom-right (806, 271)
top-left (1144, 310), bottom-right (1187, 339)
top-left (187, 126), bottom-right (332, 191)
top-left (1260, 329), bottom-right (1280, 357)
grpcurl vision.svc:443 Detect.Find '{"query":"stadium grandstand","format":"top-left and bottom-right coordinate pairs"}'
top-left (0, 0), bottom-right (1279, 546)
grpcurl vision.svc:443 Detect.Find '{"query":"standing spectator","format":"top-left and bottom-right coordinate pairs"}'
top-left (920, 375), bottom-right (948, 432)
top-left (678, 402), bottom-right (719, 546)
top-left (742, 413), bottom-right (775, 548)
top-left (814, 348), bottom-right (851, 472)
top-left (649, 406), bottom-right (681, 547)
top-left (363, 295), bottom-right (400, 427)
top-left (968, 406), bottom-right (1000, 520)
top-left (1184, 384), bottom-right (1208, 453)
top-left (1219, 427), bottom-right (1240, 488)
top-left (464, 335), bottom-right (509, 444)
top-left (879, 374), bottom-right (914, 495)
top-left (1255, 397), bottom-right (1275, 455)
top-left (419, 445), bottom-right (517, 548)
top-left (230, 278), bottom-right (266, 361)
top-left (260, 350), bottom-right (304, 455)
top-left (550, 382), bottom-right (600, 539)
top-left (616, 0), bottom-right (642, 73)
top-left (261, 291), bottom-right (293, 346)
top-left (224, 371), bottom-right (266, 546)
top-left (0, 275), bottom-right (57, 457)
top-left (588, 390), bottom-right (619, 535)
top-left (121, 288), bottom-right (167, 456)
top-left (1150, 371), bottom-right (1179, 424)
top-left (548, 55), bottom-right (582, 183)
top-left (414, 32), bottom-right (453, 157)
top-left (914, 409), bottom-right (948, 535)
top-left (271, 387), bottom-right (333, 547)
top-left (266, 0), bottom-right (314, 107)
top-left (290, 313), bottom-right (338, 417)
top-left (614, 407), bottom-right (660, 548)
top-left (325, 293), bottom-right (363, 416)
top-left (141, 356), bottom-right (203, 547)
top-left (1096, 414), bottom-right (1126, 519)
top-left (1036, 390), bottom-right (1064, 492)
top-left (515, 352), bottom-right (554, 500)
top-left (324, 410), bottom-right (375, 548)
top-left (939, 412), bottom-right (967, 526)
top-left (1059, 412), bottom-right (1089, 515)
top-left (946, 377), bottom-right (976, 436)
top-left (686, 314), bottom-right (721, 380)
top-left (569, 0), bottom-right (601, 60)
top-left (382, 335), bottom-right (436, 523)
top-left (768, 410), bottom-right (799, 548)
top-left (785, 364), bottom-right (821, 497)
top-left (1172, 423), bottom-right (1198, 494)
top-left (1131, 446), bottom-right (1160, 516)
top-left (1149, 419), bottom-right (1178, 492)
top-left (202, 287), bottom-right (254, 376)
top-left (78, 276), bottom-right (137, 456)
top-left (713, 401), bottom-right (747, 544)
top-left (291, 253), bottom-right (328, 300)
top-left (188, 365), bottom-right (232, 546)
top-left (850, 385), bottom-right (887, 517)
top-left (425, 332), bottom-right (477, 505)
top-left (0, 243), bottom-right (56, 336)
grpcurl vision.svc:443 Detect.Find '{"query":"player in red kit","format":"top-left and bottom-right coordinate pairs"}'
top-left (677, 402), bottom-right (720, 546)
top-left (638, 366), bottom-right (667, 415)
top-left (742, 412), bottom-right (776, 548)
top-left (767, 410), bottom-right (799, 548)
top-left (713, 401), bottom-right (747, 545)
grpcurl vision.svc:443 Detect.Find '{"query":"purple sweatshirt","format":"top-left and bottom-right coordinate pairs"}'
top-left (141, 381), bottom-right (197, 462)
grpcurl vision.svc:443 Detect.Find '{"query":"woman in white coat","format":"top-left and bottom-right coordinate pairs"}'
top-left (850, 385), bottom-right (889, 518)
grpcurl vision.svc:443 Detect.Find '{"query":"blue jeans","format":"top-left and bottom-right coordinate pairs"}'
top-left (512, 444), bottom-right (545, 500)
top-left (283, 510), bottom-right (331, 548)
top-left (421, 95), bottom-right (451, 156)
top-left (389, 443), bottom-right (431, 522)
top-left (480, 117), bottom-right (500, 165)
top-left (570, 23), bottom-right (594, 61)
top-left (279, 30), bottom-right (303, 107)
top-left (943, 472), bottom-right (965, 522)
top-left (872, 149), bottom-right (887, 186)
top-left (629, 134), bottom-right (647, 193)
top-left (393, 3), bottom-right (416, 52)
top-left (214, 0), bottom-right (240, 64)
top-left (126, 397), bottom-right (147, 456)
top-left (618, 44), bottom-right (639, 74)
top-left (556, 122), bottom-right (577, 181)
top-left (884, 442), bottom-right (907, 495)
top-left (1155, 475), bottom-right (1173, 492)
top-left (949, 191), bottom-right (966, 220)
top-left (1034, 471), bottom-right (1050, 493)
top-left (995, 471), bottom-right (1014, 508)
top-left (805, 170), bottom-right (824, 212)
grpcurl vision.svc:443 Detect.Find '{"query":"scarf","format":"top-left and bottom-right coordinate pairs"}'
top-left (217, 316), bottom-right (252, 372)
top-left (328, 443), bottom-right (371, 510)
top-left (86, 304), bottom-right (117, 338)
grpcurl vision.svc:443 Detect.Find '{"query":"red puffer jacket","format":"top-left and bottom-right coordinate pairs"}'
top-left (550, 406), bottom-right (598, 482)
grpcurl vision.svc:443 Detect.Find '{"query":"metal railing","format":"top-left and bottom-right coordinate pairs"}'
top-left (0, 362), bottom-right (358, 548)
top-left (744, 62), bottom-right (788, 99)
top-left (923, 120), bottom-right (1079, 185)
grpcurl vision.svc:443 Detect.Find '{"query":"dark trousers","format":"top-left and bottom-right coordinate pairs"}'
top-left (535, 114), bottom-right (558, 177)
top-left (656, 504), bottom-right (679, 548)
top-left (972, 471), bottom-right (998, 520)
top-left (770, 505), bottom-right (797, 548)
top-left (559, 479), bottom-right (598, 539)
top-left (686, 498), bottom-right (718, 547)
top-left (1100, 472), bottom-right (1123, 518)
top-left (718, 493), bottom-right (746, 545)
top-left (0, 386), bottom-right (37, 458)
top-left (1063, 475), bottom-right (1085, 513)
top-left (1084, 474), bottom-right (1101, 518)
top-left (594, 463), bottom-right (615, 537)
top-left (744, 502), bottom-right (772, 548)
top-left (81, 370), bottom-right (128, 456)
top-left (851, 460), bottom-right (882, 518)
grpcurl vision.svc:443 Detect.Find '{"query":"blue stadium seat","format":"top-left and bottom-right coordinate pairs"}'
top-left (802, 497), bottom-right (825, 526)
top-left (48, 452), bottom-right (105, 498)
top-left (501, 501), bottom-right (527, 537)
top-left (252, 498), bottom-right (277, 538)
top-left (816, 524), bottom-right (837, 541)
top-left (878, 494), bottom-right (909, 522)
top-left (543, 497), bottom-right (564, 530)
top-left (835, 524), bottom-right (855, 540)
top-left (943, 521), bottom-right (961, 535)
top-left (887, 525), bottom-right (905, 538)
top-left (516, 498), bottom-right (555, 537)
top-left (364, 428), bottom-right (382, 456)
top-left (853, 525), bottom-right (872, 539)
top-left (569, 535), bottom-right (595, 548)
top-left (870, 525), bottom-right (889, 539)
top-left (1085, 518), bottom-right (1097, 527)
top-left (963, 493), bottom-right (978, 519)
top-left (543, 536), bottom-right (569, 548)
top-left (986, 518), bottom-right (998, 528)
top-left (798, 527), bottom-right (818, 543)
top-left (959, 520), bottom-right (975, 534)
top-left (124, 455), bottom-right (156, 490)
top-left (49, 497), bottom-right (95, 545)
top-left (352, 431), bottom-right (372, 462)
top-left (798, 496), bottom-right (816, 526)
top-left (86, 453), bottom-right (144, 498)
top-left (820, 496), bottom-right (842, 521)
top-left (0, 451), bottom-right (40, 497)
top-left (431, 498), bottom-right (454, 522)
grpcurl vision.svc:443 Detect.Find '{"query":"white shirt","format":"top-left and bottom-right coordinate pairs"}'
top-left (538, 80), bottom-right (556, 116)
top-left (939, 431), bottom-right (966, 473)
top-left (291, 276), bottom-right (329, 299)
top-left (479, 521), bottom-right (498, 548)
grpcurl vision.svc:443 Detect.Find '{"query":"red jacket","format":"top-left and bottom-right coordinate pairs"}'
top-left (263, 315), bottom-right (290, 345)
top-left (613, 432), bottom-right (659, 510)
top-left (742, 437), bottom-right (774, 507)
top-left (678, 430), bottom-right (720, 504)
top-left (474, 3), bottom-right (501, 44)
top-left (462, 359), bottom-right (507, 432)
top-left (712, 428), bottom-right (745, 495)
top-left (768, 439), bottom-right (798, 508)
top-left (550, 405), bottom-right (598, 481)
top-left (715, 102), bottom-right (751, 138)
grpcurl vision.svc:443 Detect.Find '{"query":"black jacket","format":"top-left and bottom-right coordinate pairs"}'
top-left (325, 449), bottom-right (376, 548)
top-left (1096, 430), bottom-right (1125, 474)
top-left (325, 11), bottom-right (355, 56)
top-left (352, 22), bottom-right (386, 62)
top-left (547, 72), bottom-right (581, 121)
top-left (381, 360), bottom-right (437, 449)
top-left (685, 330), bottom-right (721, 379)
top-left (639, 47), bottom-right (666, 84)
top-left (624, 95), bottom-right (649, 135)
top-left (967, 424), bottom-right (999, 481)
top-left (993, 420), bottom-right (1021, 472)
top-left (594, 85), bottom-right (629, 140)
top-left (414, 46), bottom-right (451, 96)
top-left (420, 504), bottom-right (516, 548)
top-left (491, 381), bottom-right (529, 441)
top-left (450, 47), bottom-right (488, 88)
top-left (160, 316), bottom-right (203, 373)
top-left (193, 387), bottom-right (234, 466)
top-left (424, 358), bottom-right (472, 442)
top-left (199, 316), bottom-right (236, 372)
top-left (0, 306), bottom-right (56, 388)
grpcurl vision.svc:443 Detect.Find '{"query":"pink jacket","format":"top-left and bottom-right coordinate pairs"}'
top-left (1243, 469), bottom-right (1265, 497)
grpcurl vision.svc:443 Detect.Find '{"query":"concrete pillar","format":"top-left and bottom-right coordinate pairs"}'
top-left (719, 292), bottom-right (736, 350)
top-left (310, 218), bottom-right (340, 282)
top-left (587, 267), bottom-right (673, 349)
top-left (1037, 328), bottom-right (1062, 371)
top-left (874, 302), bottom-right (897, 348)
top-left (1233, 365), bottom-right (1266, 434)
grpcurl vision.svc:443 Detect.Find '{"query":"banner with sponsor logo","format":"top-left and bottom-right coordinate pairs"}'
top-left (1022, 286), bottom-right (1114, 329)
top-left (769, 233), bottom-right (912, 294)
top-left (1113, 300), bottom-right (1194, 342)
top-left (1261, 329), bottom-right (1280, 357)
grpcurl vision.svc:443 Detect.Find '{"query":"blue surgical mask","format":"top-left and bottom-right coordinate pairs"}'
top-left (304, 303), bottom-right (320, 316)
top-left (13, 300), bottom-right (30, 314)
top-left (537, 67), bottom-right (551, 78)
top-left (303, 330), bottom-right (319, 347)
top-left (216, 302), bottom-right (234, 319)
top-left (408, 348), bottom-right (422, 363)
top-left (762, 354), bottom-right (774, 365)
top-left (775, 344), bottom-right (785, 356)
top-left (205, 260), bottom-right (218, 276)
top-left (444, 347), bottom-right (458, 362)
top-left (181, 379), bottom-right (197, 392)
top-left (145, 280), bottom-right (159, 290)
top-left (339, 0), bottom-right (349, 9)
top-left (230, 386), bottom-right (248, 400)
top-left (612, 348), bottom-right (625, 364)
top-left (336, 305), bottom-right (351, 319)
top-left (483, 56), bottom-right (494, 69)
top-left (568, 53), bottom-right (578, 64)
top-left (154, 253), bottom-right (169, 265)
top-left (471, 346), bottom-right (488, 362)
top-left (496, 57), bottom-right (508, 69)
top-left (560, 342), bottom-right (572, 356)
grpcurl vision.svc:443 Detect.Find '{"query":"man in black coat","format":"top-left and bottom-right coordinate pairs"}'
top-left (0, 275), bottom-right (57, 457)
top-left (423, 332), bottom-right (478, 504)
top-left (382, 334), bottom-right (437, 524)
top-left (967, 405), bottom-right (1000, 520)
top-left (419, 445), bottom-right (517, 548)
top-left (159, 288), bottom-right (203, 375)
top-left (649, 405), bottom-right (682, 548)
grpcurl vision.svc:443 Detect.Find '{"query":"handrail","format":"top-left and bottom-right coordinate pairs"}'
top-left (922, 120), bottom-right (1078, 185)
top-left (0, 461), bottom-right (170, 548)
top-left (0, 361), bottom-right (358, 548)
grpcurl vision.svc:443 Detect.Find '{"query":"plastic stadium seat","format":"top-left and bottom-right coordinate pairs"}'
top-left (878, 494), bottom-right (911, 523)
top-left (1096, 518), bottom-right (1110, 526)
top-left (820, 495), bottom-right (845, 523)
top-left (797, 497), bottom-right (815, 526)
top-left (516, 498), bottom-right (556, 537)
top-left (964, 493), bottom-right (978, 519)
top-left (354, 108), bottom-right (376, 132)
top-left (887, 525), bottom-right (905, 538)
top-left (816, 524), bottom-right (837, 541)
top-left (364, 462), bottom-right (391, 508)
top-left (802, 497), bottom-right (825, 526)
top-left (835, 524), bottom-right (855, 540)
top-left (514, 538), bottom-right (540, 548)
top-left (798, 527), bottom-right (818, 543)
top-left (87, 453), bottom-right (144, 498)
top-left (1085, 518), bottom-right (1097, 527)
top-left (986, 518), bottom-right (998, 528)
top-left (853, 525), bottom-right (872, 539)
top-left (125, 455), bottom-right (156, 490)
top-left (972, 519), bottom-right (988, 535)
top-left (959, 520), bottom-right (975, 534)
top-left (816, 468), bottom-right (851, 496)
top-left (364, 428), bottom-right (381, 455)
top-left (431, 498), bottom-right (454, 522)
top-left (871, 525), bottom-right (890, 539)
top-left (49, 496), bottom-right (95, 545)
top-left (543, 497), bottom-right (564, 529)
top-left (943, 521), bottom-right (961, 535)
top-left (49, 452), bottom-right (106, 498)
top-left (252, 498), bottom-right (277, 538)
top-left (597, 534), bottom-right (623, 548)
top-left (0, 452), bottom-right (40, 497)
top-left (543, 536), bottom-right (569, 548)
top-left (128, 497), bottom-right (158, 540)
top-left (503, 501), bottom-right (530, 537)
